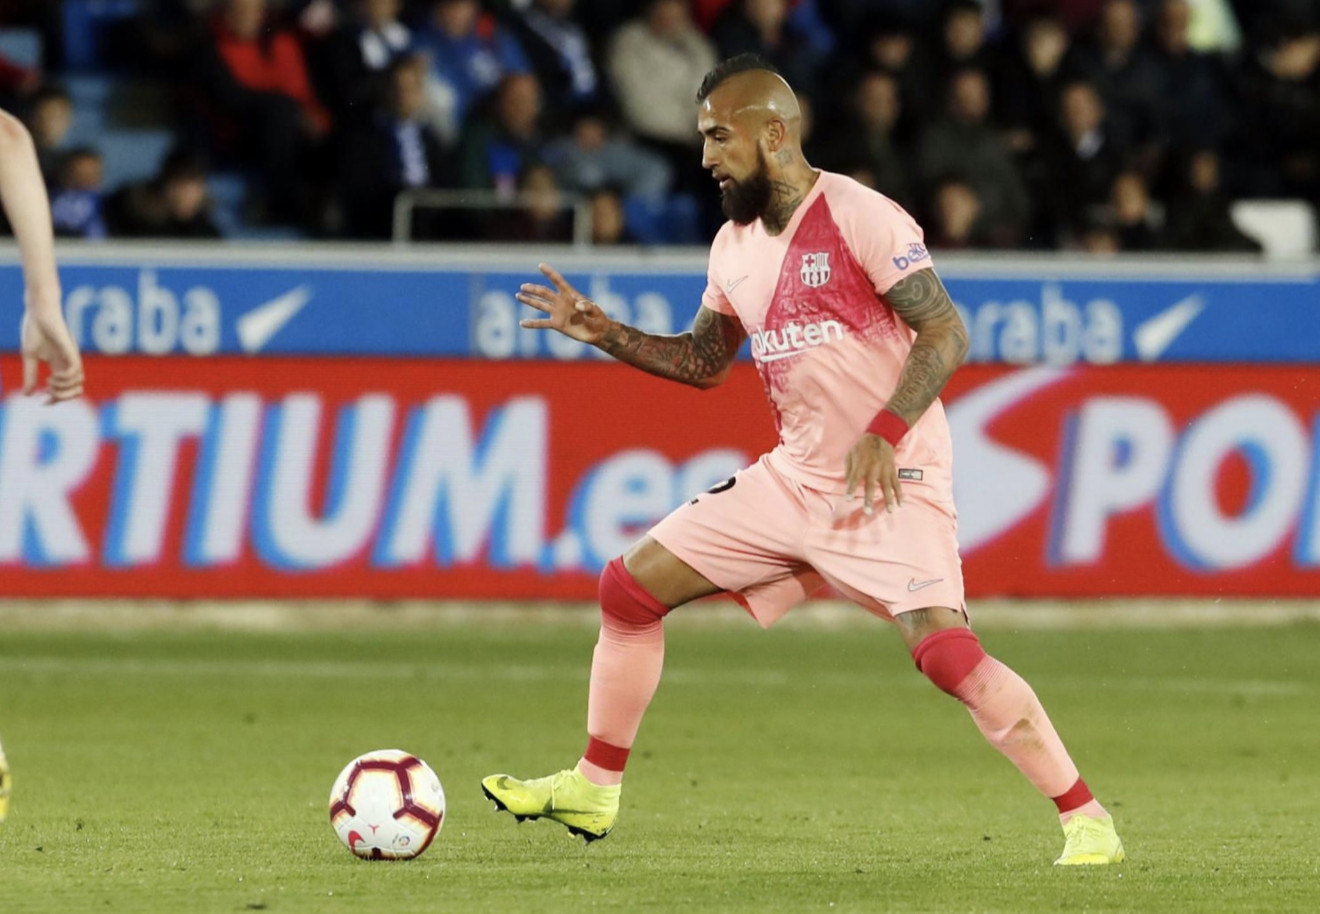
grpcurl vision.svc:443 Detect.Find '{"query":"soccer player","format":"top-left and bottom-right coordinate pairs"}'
top-left (482, 55), bottom-right (1124, 866)
top-left (0, 107), bottom-right (87, 827)
top-left (0, 108), bottom-right (84, 402)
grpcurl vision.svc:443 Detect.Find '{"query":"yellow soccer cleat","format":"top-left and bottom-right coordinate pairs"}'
top-left (0, 738), bottom-right (11, 827)
top-left (481, 765), bottom-right (620, 843)
top-left (1055, 813), bottom-right (1125, 865)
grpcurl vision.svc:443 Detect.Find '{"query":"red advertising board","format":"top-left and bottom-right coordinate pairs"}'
top-left (1, 357), bottom-right (1317, 598)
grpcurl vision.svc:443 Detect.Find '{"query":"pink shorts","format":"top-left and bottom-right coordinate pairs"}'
top-left (649, 455), bottom-right (965, 627)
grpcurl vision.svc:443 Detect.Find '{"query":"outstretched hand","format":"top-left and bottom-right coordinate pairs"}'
top-left (515, 263), bottom-right (612, 345)
top-left (20, 305), bottom-right (84, 403)
top-left (844, 434), bottom-right (902, 515)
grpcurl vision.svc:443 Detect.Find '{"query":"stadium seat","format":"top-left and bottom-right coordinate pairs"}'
top-left (621, 193), bottom-right (703, 245)
top-left (63, 0), bottom-right (141, 72)
top-left (0, 27), bottom-right (42, 69)
top-left (96, 129), bottom-right (175, 187)
top-left (1230, 200), bottom-right (1317, 259)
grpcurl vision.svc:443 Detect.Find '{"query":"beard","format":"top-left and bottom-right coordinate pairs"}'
top-left (720, 150), bottom-right (774, 225)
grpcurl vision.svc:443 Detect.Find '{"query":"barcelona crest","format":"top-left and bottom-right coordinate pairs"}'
top-left (800, 252), bottom-right (831, 288)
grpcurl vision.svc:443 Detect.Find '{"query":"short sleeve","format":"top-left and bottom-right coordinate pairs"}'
top-left (701, 274), bottom-right (735, 315)
top-left (700, 227), bottom-right (737, 315)
top-left (836, 186), bottom-right (935, 295)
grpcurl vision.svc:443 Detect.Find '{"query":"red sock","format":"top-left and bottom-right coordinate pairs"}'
top-left (1052, 777), bottom-right (1093, 814)
top-left (583, 736), bottom-right (630, 772)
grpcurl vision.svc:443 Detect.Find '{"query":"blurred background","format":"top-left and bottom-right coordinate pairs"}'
top-left (0, 0), bottom-right (1315, 250)
top-left (0, 0), bottom-right (1318, 603)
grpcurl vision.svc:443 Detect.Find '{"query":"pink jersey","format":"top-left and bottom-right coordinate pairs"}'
top-left (701, 170), bottom-right (955, 497)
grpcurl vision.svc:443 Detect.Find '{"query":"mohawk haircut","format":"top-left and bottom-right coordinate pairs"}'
top-left (696, 54), bottom-right (783, 103)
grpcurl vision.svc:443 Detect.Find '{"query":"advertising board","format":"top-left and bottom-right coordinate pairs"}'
top-left (3, 357), bottom-right (1315, 598)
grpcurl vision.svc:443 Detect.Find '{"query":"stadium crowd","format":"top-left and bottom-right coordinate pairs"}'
top-left (0, 0), bottom-right (1317, 250)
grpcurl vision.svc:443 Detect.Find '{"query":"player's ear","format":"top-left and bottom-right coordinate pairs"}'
top-left (763, 117), bottom-right (786, 152)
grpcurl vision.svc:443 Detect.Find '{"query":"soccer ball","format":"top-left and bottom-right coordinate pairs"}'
top-left (328, 749), bottom-right (445, 860)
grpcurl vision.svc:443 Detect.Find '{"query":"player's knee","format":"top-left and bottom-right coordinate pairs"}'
top-left (599, 556), bottom-right (671, 629)
top-left (912, 628), bottom-right (986, 696)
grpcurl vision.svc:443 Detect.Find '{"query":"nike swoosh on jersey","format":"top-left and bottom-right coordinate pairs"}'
top-left (907, 577), bottom-right (944, 592)
top-left (725, 275), bottom-right (748, 293)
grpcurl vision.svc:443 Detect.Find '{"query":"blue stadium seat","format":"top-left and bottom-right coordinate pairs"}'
top-left (622, 193), bottom-right (702, 245)
top-left (0, 27), bottom-right (42, 69)
top-left (206, 171), bottom-right (251, 238)
top-left (63, 0), bottom-right (141, 72)
top-left (95, 129), bottom-right (175, 187)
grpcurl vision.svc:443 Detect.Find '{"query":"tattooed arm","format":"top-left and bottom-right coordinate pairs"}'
top-left (843, 267), bottom-right (968, 514)
top-left (880, 267), bottom-right (969, 424)
top-left (596, 305), bottom-right (746, 389)
top-left (516, 262), bottom-right (746, 389)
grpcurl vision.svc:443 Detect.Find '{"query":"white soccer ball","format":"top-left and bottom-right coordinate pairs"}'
top-left (328, 749), bottom-right (445, 860)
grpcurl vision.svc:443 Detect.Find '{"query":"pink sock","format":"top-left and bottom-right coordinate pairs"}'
top-left (913, 630), bottom-right (1106, 819)
top-left (578, 558), bottom-right (668, 787)
top-left (958, 657), bottom-right (1107, 818)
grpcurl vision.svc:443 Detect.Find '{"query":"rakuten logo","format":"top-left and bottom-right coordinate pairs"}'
top-left (750, 319), bottom-right (844, 363)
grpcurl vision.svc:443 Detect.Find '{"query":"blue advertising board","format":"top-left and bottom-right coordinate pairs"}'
top-left (0, 246), bottom-right (1316, 363)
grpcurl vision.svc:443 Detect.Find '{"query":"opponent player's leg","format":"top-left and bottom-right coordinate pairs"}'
top-left (895, 607), bottom-right (1124, 865)
top-left (481, 538), bottom-right (720, 841)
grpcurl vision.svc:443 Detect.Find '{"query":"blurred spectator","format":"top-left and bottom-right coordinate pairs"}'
top-left (1108, 169), bottom-right (1163, 249)
top-left (340, 54), bottom-right (449, 238)
top-left (926, 176), bottom-right (993, 248)
top-left (315, 0), bottom-right (417, 126)
top-left (414, 0), bottom-right (531, 130)
top-left (814, 69), bottom-right (913, 208)
top-left (105, 148), bottom-right (222, 239)
top-left (1072, 208), bottom-right (1122, 252)
top-left (1035, 79), bottom-right (1128, 244)
top-left (23, 84), bottom-right (72, 186)
top-left (458, 72), bottom-right (546, 195)
top-left (1162, 148), bottom-right (1264, 251)
top-left (194, 0), bottom-right (332, 224)
top-left (936, 1), bottom-right (1000, 87)
top-left (1150, 0), bottom-right (1231, 159)
top-left (589, 188), bottom-right (634, 244)
top-left (709, 0), bottom-right (826, 101)
top-left (997, 16), bottom-right (1081, 157)
top-left (1231, 15), bottom-right (1320, 200)
top-left (50, 148), bottom-right (107, 240)
top-left (508, 0), bottom-right (600, 120)
top-left (834, 18), bottom-right (934, 144)
top-left (916, 68), bottom-right (1030, 245)
top-left (606, 0), bottom-right (718, 184)
top-left (1073, 0), bottom-right (1163, 167)
top-left (486, 163), bottom-right (573, 241)
top-left (543, 109), bottom-right (672, 201)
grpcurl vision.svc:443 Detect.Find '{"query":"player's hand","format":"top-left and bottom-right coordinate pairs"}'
top-left (20, 305), bottom-right (84, 403)
top-left (844, 434), bottom-right (901, 515)
top-left (516, 263), bottom-right (612, 345)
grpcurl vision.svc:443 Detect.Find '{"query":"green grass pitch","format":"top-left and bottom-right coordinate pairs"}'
top-left (1, 606), bottom-right (1318, 913)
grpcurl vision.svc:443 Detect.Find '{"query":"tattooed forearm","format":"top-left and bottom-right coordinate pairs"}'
top-left (882, 268), bottom-right (970, 423)
top-left (598, 306), bottom-right (746, 389)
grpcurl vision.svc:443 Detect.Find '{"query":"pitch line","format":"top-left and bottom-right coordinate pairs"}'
top-left (0, 655), bottom-right (1311, 696)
